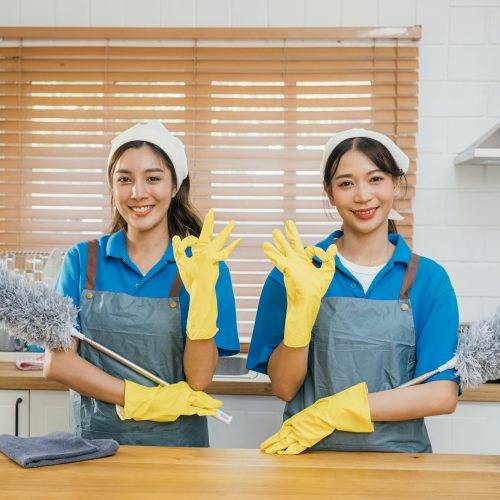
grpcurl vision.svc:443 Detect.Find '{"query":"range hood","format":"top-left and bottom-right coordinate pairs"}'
top-left (455, 123), bottom-right (500, 166)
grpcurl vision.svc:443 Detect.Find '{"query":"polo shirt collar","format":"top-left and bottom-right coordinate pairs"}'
top-left (315, 230), bottom-right (412, 266)
top-left (105, 230), bottom-right (176, 263)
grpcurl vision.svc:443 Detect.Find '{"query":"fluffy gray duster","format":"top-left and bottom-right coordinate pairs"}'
top-left (0, 263), bottom-right (76, 350)
top-left (455, 308), bottom-right (500, 388)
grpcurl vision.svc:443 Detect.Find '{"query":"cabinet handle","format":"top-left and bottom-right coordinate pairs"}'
top-left (15, 397), bottom-right (23, 437)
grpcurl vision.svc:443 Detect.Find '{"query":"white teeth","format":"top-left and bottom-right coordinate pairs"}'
top-left (131, 206), bottom-right (152, 213)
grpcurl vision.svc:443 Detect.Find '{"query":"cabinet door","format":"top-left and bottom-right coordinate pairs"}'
top-left (425, 401), bottom-right (500, 454)
top-left (29, 390), bottom-right (70, 437)
top-left (0, 390), bottom-right (30, 437)
top-left (208, 395), bottom-right (285, 448)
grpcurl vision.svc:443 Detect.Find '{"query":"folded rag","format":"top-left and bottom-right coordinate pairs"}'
top-left (15, 354), bottom-right (45, 371)
top-left (0, 432), bottom-right (119, 468)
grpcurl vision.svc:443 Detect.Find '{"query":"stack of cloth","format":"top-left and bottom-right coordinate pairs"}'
top-left (0, 432), bottom-right (119, 468)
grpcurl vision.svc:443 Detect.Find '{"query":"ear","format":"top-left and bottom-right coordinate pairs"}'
top-left (171, 186), bottom-right (178, 199)
top-left (324, 182), bottom-right (335, 207)
top-left (392, 177), bottom-right (401, 197)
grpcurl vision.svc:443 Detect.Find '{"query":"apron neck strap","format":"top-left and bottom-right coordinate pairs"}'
top-left (168, 272), bottom-right (182, 298)
top-left (84, 239), bottom-right (98, 290)
top-left (399, 253), bottom-right (420, 300)
top-left (84, 238), bottom-right (182, 297)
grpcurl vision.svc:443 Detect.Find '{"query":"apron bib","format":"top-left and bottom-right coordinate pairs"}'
top-left (69, 239), bottom-right (209, 447)
top-left (285, 253), bottom-right (432, 453)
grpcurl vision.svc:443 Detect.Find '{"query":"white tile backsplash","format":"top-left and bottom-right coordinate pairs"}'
top-left (340, 0), bottom-right (377, 26)
top-left (20, 0), bottom-right (55, 26)
top-left (161, 0), bottom-right (195, 26)
top-left (55, 0), bottom-right (90, 26)
top-left (90, 0), bottom-right (124, 27)
top-left (196, 0), bottom-right (231, 27)
top-left (378, 0), bottom-right (416, 26)
top-left (125, 0), bottom-right (161, 27)
top-left (231, 0), bottom-right (267, 27)
top-left (0, 0), bottom-right (21, 25)
top-left (449, 7), bottom-right (487, 44)
top-left (305, 0), bottom-right (340, 27)
top-left (268, 0), bottom-right (304, 27)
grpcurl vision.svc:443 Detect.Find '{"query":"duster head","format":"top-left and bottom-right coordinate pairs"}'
top-left (455, 308), bottom-right (500, 388)
top-left (0, 263), bottom-right (76, 350)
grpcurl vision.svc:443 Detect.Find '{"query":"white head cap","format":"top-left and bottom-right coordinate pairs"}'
top-left (319, 128), bottom-right (409, 221)
top-left (107, 121), bottom-right (188, 187)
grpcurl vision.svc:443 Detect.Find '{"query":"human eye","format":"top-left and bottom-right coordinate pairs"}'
top-left (147, 175), bottom-right (162, 183)
top-left (338, 180), bottom-right (353, 188)
top-left (370, 175), bottom-right (385, 183)
top-left (116, 176), bottom-right (131, 184)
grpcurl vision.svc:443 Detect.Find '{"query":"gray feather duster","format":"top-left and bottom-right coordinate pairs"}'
top-left (0, 263), bottom-right (76, 350)
top-left (455, 309), bottom-right (500, 388)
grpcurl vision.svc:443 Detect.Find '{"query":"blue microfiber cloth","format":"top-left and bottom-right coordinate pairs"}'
top-left (0, 432), bottom-right (119, 468)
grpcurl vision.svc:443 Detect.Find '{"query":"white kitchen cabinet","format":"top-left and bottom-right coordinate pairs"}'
top-left (208, 394), bottom-right (285, 448)
top-left (0, 390), bottom-right (30, 437)
top-left (29, 390), bottom-right (70, 437)
top-left (426, 401), bottom-right (500, 455)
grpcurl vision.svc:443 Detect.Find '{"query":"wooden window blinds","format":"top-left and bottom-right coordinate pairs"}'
top-left (0, 27), bottom-right (420, 338)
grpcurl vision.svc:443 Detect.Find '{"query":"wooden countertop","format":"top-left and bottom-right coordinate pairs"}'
top-left (1, 361), bottom-right (499, 401)
top-left (1, 446), bottom-right (499, 499)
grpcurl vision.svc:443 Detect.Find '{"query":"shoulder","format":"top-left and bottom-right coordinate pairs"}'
top-left (415, 255), bottom-right (454, 296)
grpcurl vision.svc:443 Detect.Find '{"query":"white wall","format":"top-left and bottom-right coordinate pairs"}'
top-left (1, 0), bottom-right (499, 321)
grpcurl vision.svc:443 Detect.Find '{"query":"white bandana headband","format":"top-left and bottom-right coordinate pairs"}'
top-left (319, 128), bottom-right (409, 221)
top-left (107, 121), bottom-right (188, 187)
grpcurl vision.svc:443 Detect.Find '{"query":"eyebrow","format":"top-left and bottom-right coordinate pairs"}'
top-left (114, 167), bottom-right (165, 174)
top-left (334, 169), bottom-right (383, 180)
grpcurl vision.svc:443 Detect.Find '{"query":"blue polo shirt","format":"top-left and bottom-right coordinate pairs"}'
top-left (247, 231), bottom-right (459, 385)
top-left (55, 230), bottom-right (240, 356)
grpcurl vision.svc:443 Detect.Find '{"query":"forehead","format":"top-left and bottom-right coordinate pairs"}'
top-left (115, 144), bottom-right (166, 172)
top-left (334, 149), bottom-right (378, 177)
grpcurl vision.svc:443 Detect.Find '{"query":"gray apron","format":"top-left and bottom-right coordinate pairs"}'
top-left (69, 239), bottom-right (209, 447)
top-left (284, 253), bottom-right (432, 453)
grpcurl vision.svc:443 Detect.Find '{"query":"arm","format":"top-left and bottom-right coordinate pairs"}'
top-left (183, 338), bottom-right (218, 390)
top-left (44, 341), bottom-right (125, 406)
top-left (368, 380), bottom-right (458, 421)
top-left (268, 342), bottom-right (308, 401)
top-left (173, 210), bottom-right (240, 390)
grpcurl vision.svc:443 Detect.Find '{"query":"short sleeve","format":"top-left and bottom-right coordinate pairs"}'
top-left (179, 261), bottom-right (240, 357)
top-left (414, 269), bottom-right (459, 386)
top-left (54, 244), bottom-right (84, 330)
top-left (246, 270), bottom-right (287, 374)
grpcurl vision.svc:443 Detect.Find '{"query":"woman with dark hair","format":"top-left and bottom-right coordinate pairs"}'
top-left (248, 129), bottom-right (459, 454)
top-left (44, 121), bottom-right (240, 447)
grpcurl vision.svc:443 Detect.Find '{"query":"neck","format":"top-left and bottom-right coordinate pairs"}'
top-left (126, 225), bottom-right (169, 274)
top-left (336, 225), bottom-right (394, 266)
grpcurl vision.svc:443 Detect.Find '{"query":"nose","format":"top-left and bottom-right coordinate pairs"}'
top-left (131, 180), bottom-right (146, 199)
top-left (353, 181), bottom-right (372, 203)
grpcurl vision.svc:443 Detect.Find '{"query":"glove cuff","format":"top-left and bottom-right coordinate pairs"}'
top-left (324, 382), bottom-right (374, 433)
top-left (186, 290), bottom-right (218, 340)
top-left (283, 298), bottom-right (322, 347)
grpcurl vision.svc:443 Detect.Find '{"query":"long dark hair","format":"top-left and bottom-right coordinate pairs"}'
top-left (107, 141), bottom-right (202, 237)
top-left (322, 137), bottom-right (407, 234)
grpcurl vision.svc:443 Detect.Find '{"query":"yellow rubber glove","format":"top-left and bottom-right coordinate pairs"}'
top-left (116, 380), bottom-right (223, 422)
top-left (260, 382), bottom-right (374, 455)
top-left (172, 209), bottom-right (240, 340)
top-left (262, 220), bottom-right (337, 347)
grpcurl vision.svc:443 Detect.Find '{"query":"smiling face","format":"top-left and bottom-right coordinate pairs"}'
top-left (326, 148), bottom-right (400, 237)
top-left (111, 144), bottom-right (176, 237)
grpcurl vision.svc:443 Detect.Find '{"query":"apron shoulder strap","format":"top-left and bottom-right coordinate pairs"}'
top-left (399, 253), bottom-right (420, 300)
top-left (84, 239), bottom-right (99, 291)
top-left (168, 272), bottom-right (182, 298)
